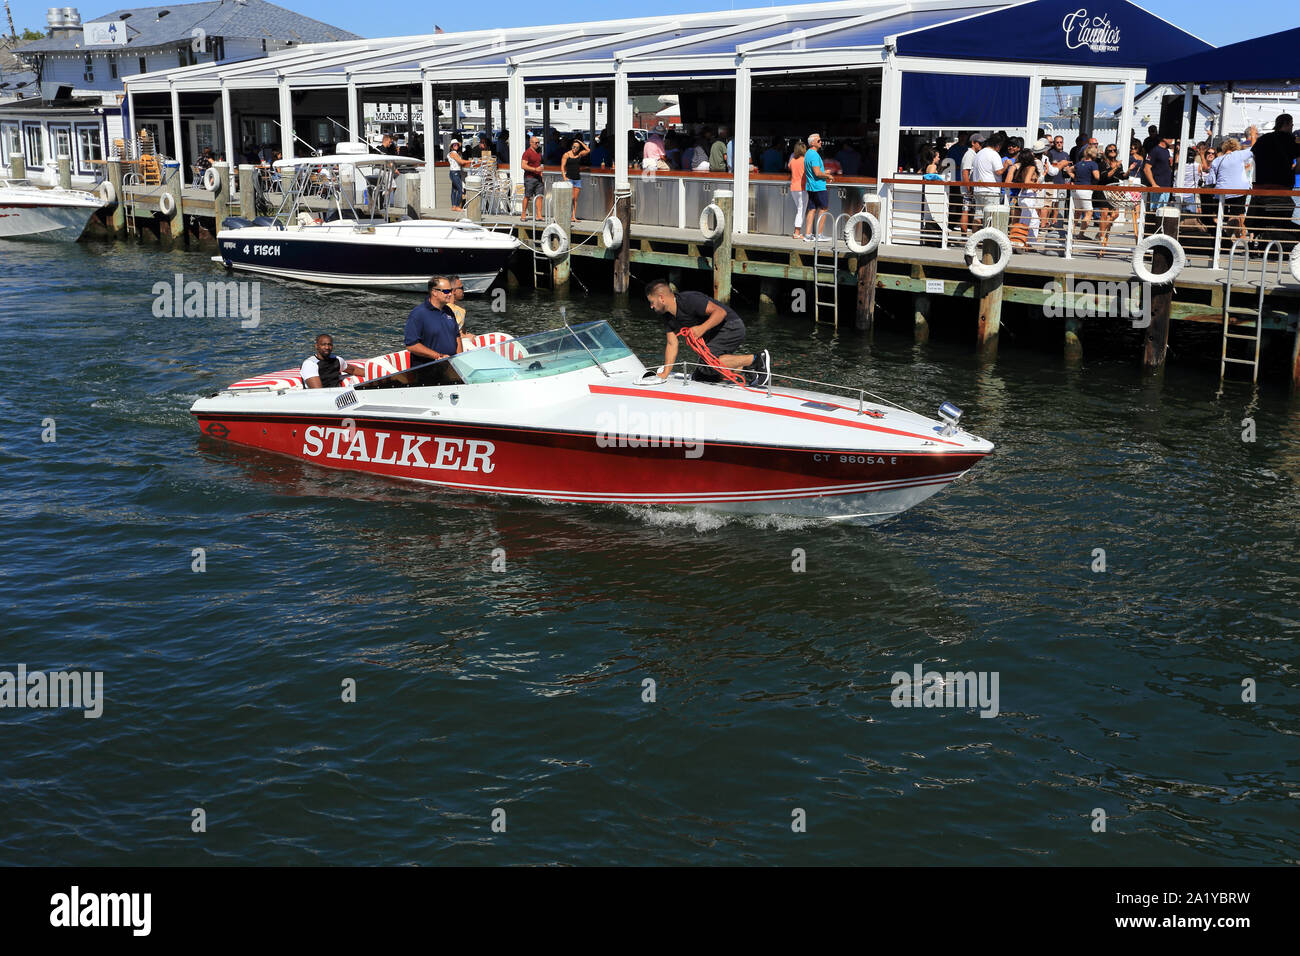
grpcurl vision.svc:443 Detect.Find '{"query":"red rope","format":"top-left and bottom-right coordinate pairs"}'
top-left (677, 326), bottom-right (747, 385)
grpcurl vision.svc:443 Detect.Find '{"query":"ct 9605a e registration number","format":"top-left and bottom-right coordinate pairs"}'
top-left (812, 454), bottom-right (897, 464)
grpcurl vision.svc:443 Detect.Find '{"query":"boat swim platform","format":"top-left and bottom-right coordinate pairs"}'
top-left (482, 214), bottom-right (1300, 334)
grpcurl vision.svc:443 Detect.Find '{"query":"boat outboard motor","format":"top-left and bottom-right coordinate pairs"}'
top-left (317, 356), bottom-right (344, 388)
top-left (221, 216), bottom-right (251, 230)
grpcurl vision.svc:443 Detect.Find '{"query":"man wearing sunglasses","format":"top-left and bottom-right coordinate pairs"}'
top-left (404, 276), bottom-right (464, 385)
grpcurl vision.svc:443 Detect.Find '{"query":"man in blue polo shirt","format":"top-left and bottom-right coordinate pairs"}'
top-left (404, 276), bottom-right (463, 385)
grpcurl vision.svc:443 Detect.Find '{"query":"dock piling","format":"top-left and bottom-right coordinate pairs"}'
top-left (855, 193), bottom-right (881, 334)
top-left (238, 165), bottom-right (255, 219)
top-left (107, 159), bottom-right (125, 236)
top-left (1064, 315), bottom-right (1083, 362)
top-left (711, 189), bottom-right (733, 304)
top-left (613, 190), bottom-right (631, 295)
top-left (159, 167), bottom-right (183, 242)
top-left (977, 204), bottom-right (1009, 356)
top-left (551, 181), bottom-right (573, 291)
top-left (914, 294), bottom-right (931, 344)
top-left (401, 172), bottom-right (420, 220)
top-left (213, 162), bottom-right (230, 218)
top-left (1291, 317), bottom-right (1300, 392)
top-left (57, 154), bottom-right (71, 190)
top-left (1142, 209), bottom-right (1181, 373)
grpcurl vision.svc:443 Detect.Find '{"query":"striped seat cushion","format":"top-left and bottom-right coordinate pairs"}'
top-left (226, 349), bottom-right (412, 391)
top-left (465, 332), bottom-right (529, 361)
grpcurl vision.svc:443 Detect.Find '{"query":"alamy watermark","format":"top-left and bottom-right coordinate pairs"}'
top-left (152, 273), bottom-right (261, 328)
top-left (1043, 275), bottom-right (1151, 328)
top-left (891, 664), bottom-right (1000, 718)
top-left (595, 406), bottom-right (703, 459)
top-left (50, 886), bottom-right (150, 936)
top-left (1, 664), bottom-right (103, 718)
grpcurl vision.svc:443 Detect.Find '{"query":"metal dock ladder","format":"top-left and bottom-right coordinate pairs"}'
top-left (1219, 238), bottom-right (1282, 384)
top-left (530, 219), bottom-right (549, 288)
top-left (529, 194), bottom-right (554, 288)
top-left (812, 213), bottom-right (846, 326)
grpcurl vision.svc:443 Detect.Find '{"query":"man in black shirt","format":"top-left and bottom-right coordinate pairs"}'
top-left (1143, 134), bottom-right (1174, 208)
top-left (645, 279), bottom-right (768, 386)
top-left (1249, 114), bottom-right (1300, 244)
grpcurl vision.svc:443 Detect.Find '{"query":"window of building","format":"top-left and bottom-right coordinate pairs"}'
top-left (109, 57), bottom-right (118, 79)
top-left (23, 124), bottom-right (44, 168)
top-left (551, 98), bottom-right (559, 110)
top-left (83, 54), bottom-right (94, 83)
top-left (51, 126), bottom-right (72, 161)
top-left (76, 126), bottom-right (103, 171)
top-left (139, 57), bottom-right (147, 75)
top-left (1, 124), bottom-right (20, 163)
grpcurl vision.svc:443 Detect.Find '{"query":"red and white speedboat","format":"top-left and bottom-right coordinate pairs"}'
top-left (0, 178), bottom-right (103, 241)
top-left (190, 321), bottom-right (993, 523)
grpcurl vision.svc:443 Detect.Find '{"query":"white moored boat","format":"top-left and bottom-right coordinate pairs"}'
top-left (191, 321), bottom-right (994, 523)
top-left (215, 143), bottom-right (519, 293)
top-left (0, 179), bottom-right (103, 241)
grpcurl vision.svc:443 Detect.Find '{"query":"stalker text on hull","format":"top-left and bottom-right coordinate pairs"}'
top-left (216, 143), bottom-right (519, 292)
top-left (191, 322), bottom-right (993, 523)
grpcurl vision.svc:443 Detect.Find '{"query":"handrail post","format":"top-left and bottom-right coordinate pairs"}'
top-left (1212, 195), bottom-right (1224, 271)
top-left (879, 181), bottom-right (891, 244)
top-left (1064, 187), bottom-right (1073, 260)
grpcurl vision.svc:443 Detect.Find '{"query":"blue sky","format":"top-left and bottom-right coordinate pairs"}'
top-left (4, 0), bottom-right (1287, 47)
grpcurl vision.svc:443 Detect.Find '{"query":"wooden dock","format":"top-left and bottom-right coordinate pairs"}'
top-left (96, 178), bottom-right (1300, 387)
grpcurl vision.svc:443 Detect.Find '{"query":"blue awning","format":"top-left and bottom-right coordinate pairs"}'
top-left (901, 72), bottom-right (1029, 128)
top-left (1147, 26), bottom-right (1300, 86)
top-left (894, 0), bottom-right (1213, 69)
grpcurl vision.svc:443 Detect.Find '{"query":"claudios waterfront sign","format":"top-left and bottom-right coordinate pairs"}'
top-left (893, 0), bottom-right (1211, 68)
top-left (1061, 9), bottom-right (1121, 54)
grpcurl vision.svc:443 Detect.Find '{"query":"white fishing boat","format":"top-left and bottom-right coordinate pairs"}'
top-left (0, 179), bottom-right (103, 241)
top-left (215, 143), bottom-right (519, 292)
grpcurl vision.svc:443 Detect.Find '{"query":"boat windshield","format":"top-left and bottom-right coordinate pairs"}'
top-left (354, 320), bottom-right (634, 390)
top-left (451, 321), bottom-right (634, 384)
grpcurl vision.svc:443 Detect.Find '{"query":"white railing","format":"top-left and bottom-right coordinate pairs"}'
top-left (879, 176), bottom-right (1300, 271)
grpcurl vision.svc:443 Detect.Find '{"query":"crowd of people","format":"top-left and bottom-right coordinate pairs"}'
top-left (908, 113), bottom-right (1299, 254)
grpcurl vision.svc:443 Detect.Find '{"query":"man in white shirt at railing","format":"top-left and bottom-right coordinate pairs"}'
top-left (970, 133), bottom-right (1005, 219)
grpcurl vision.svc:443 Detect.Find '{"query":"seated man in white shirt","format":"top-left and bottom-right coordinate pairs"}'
top-left (302, 334), bottom-right (366, 388)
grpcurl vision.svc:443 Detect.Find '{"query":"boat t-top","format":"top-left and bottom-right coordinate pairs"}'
top-left (216, 142), bottom-right (519, 293)
top-left (191, 320), bottom-right (994, 523)
top-left (0, 178), bottom-right (104, 241)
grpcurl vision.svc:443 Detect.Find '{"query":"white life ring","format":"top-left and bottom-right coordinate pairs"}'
top-left (1131, 233), bottom-right (1186, 284)
top-left (158, 191), bottom-right (176, 217)
top-left (601, 216), bottom-right (623, 250)
top-left (203, 167), bottom-right (220, 192)
top-left (1290, 243), bottom-right (1300, 284)
top-left (964, 226), bottom-right (1011, 279)
top-left (843, 211), bottom-right (881, 256)
top-left (699, 202), bottom-right (726, 242)
top-left (540, 222), bottom-right (569, 259)
top-left (95, 180), bottom-right (115, 203)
